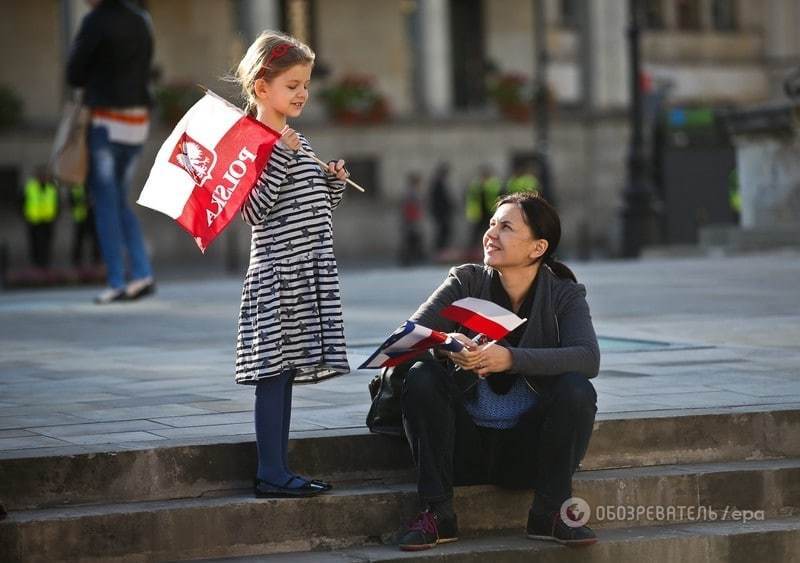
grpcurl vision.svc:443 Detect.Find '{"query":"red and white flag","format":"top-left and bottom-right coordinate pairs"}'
top-left (440, 297), bottom-right (526, 341)
top-left (137, 91), bottom-right (281, 252)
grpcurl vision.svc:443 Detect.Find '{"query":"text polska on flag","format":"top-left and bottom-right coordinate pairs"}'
top-left (137, 91), bottom-right (281, 252)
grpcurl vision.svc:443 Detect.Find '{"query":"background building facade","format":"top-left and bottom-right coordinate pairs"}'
top-left (1, 0), bottom-right (799, 271)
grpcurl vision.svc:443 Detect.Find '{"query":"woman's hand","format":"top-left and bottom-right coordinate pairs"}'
top-left (280, 126), bottom-right (302, 151)
top-left (327, 159), bottom-right (349, 182)
top-left (443, 333), bottom-right (482, 371)
top-left (475, 341), bottom-right (513, 378)
top-left (443, 334), bottom-right (513, 376)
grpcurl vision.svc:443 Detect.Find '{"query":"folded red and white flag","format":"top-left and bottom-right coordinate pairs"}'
top-left (359, 320), bottom-right (463, 369)
top-left (440, 297), bottom-right (526, 341)
top-left (137, 91), bottom-right (281, 252)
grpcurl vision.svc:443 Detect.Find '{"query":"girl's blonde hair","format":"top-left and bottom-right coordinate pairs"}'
top-left (234, 30), bottom-right (315, 115)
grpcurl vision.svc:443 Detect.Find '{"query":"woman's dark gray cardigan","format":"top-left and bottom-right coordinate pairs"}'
top-left (410, 263), bottom-right (600, 394)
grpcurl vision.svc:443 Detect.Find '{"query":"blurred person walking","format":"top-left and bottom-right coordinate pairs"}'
top-left (233, 31), bottom-right (351, 498)
top-left (428, 162), bottom-right (453, 257)
top-left (22, 166), bottom-right (59, 271)
top-left (400, 172), bottom-right (426, 266)
top-left (67, 0), bottom-right (155, 304)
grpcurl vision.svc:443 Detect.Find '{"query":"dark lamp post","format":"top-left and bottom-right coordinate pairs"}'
top-left (533, 0), bottom-right (553, 205)
top-left (621, 0), bottom-right (658, 257)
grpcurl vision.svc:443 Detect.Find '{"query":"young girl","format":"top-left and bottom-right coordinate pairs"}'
top-left (233, 31), bottom-right (351, 497)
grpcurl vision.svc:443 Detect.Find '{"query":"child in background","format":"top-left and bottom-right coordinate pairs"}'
top-left (232, 30), bottom-right (351, 497)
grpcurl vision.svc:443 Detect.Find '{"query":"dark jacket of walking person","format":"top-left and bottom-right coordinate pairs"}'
top-left (23, 168), bottom-right (59, 270)
top-left (428, 163), bottom-right (452, 254)
top-left (67, 0), bottom-right (155, 304)
top-left (397, 192), bottom-right (599, 551)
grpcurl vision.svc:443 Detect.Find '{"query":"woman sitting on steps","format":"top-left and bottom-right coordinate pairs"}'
top-left (396, 192), bottom-right (600, 551)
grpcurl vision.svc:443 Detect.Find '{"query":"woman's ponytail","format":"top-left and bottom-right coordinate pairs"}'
top-left (544, 255), bottom-right (577, 282)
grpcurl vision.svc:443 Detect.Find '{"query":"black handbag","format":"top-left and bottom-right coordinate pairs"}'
top-left (366, 359), bottom-right (416, 436)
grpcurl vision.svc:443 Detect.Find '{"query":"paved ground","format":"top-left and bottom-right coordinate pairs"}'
top-left (1, 251), bottom-right (799, 459)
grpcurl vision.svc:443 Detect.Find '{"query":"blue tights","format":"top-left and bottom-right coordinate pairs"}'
top-left (254, 371), bottom-right (303, 487)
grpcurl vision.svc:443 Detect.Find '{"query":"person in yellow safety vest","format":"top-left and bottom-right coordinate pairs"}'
top-left (465, 165), bottom-right (502, 247)
top-left (505, 162), bottom-right (541, 196)
top-left (23, 167), bottom-right (59, 270)
top-left (728, 169), bottom-right (741, 223)
top-left (69, 183), bottom-right (101, 269)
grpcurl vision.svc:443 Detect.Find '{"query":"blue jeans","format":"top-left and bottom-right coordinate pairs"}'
top-left (88, 125), bottom-right (153, 289)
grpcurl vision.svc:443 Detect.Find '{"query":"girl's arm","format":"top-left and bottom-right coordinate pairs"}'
top-left (508, 284), bottom-right (600, 378)
top-left (325, 165), bottom-right (347, 210)
top-left (240, 145), bottom-right (293, 225)
top-left (299, 137), bottom-right (347, 210)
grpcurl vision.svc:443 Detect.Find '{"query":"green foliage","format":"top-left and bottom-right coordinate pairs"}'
top-left (487, 72), bottom-right (531, 108)
top-left (320, 74), bottom-right (389, 124)
top-left (155, 82), bottom-right (203, 127)
top-left (487, 72), bottom-right (555, 122)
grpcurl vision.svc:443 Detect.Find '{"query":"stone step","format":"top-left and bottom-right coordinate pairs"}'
top-left (2, 406), bottom-right (798, 511)
top-left (2, 458), bottom-right (798, 562)
top-left (217, 516), bottom-right (800, 563)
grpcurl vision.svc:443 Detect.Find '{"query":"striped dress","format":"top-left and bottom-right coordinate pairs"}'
top-left (235, 134), bottom-right (350, 385)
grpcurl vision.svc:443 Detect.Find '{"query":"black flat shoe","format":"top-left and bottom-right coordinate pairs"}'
top-left (253, 477), bottom-right (328, 498)
top-left (299, 477), bottom-right (333, 491)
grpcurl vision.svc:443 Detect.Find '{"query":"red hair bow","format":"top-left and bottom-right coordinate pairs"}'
top-left (266, 43), bottom-right (292, 66)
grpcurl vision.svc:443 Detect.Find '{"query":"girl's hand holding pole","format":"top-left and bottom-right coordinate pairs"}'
top-left (280, 125), bottom-right (365, 192)
top-left (280, 127), bottom-right (348, 182)
top-left (280, 126), bottom-right (302, 151)
top-left (327, 159), bottom-right (349, 182)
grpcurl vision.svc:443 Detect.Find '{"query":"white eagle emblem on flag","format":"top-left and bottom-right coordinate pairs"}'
top-left (168, 132), bottom-right (216, 186)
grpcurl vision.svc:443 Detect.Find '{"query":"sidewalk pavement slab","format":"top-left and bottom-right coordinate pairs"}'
top-left (0, 251), bottom-right (798, 457)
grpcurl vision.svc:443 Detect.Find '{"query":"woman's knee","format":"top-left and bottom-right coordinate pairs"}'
top-left (402, 358), bottom-right (448, 406)
top-left (552, 373), bottom-right (597, 412)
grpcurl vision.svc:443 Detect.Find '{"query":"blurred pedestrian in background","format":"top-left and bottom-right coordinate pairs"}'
top-left (22, 166), bottom-right (58, 272)
top-left (67, 0), bottom-right (156, 304)
top-left (465, 164), bottom-right (502, 258)
top-left (428, 162), bottom-right (453, 258)
top-left (728, 168), bottom-right (741, 224)
top-left (400, 172), bottom-right (426, 266)
top-left (67, 182), bottom-right (101, 275)
top-left (505, 161), bottom-right (540, 196)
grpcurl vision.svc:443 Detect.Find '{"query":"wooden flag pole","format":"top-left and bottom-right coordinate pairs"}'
top-left (199, 85), bottom-right (366, 193)
top-left (295, 147), bottom-right (366, 193)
